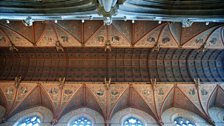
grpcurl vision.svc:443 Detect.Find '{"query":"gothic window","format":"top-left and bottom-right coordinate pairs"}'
top-left (174, 117), bottom-right (196, 126)
top-left (70, 116), bottom-right (92, 126)
top-left (17, 116), bottom-right (41, 126)
top-left (123, 117), bottom-right (144, 126)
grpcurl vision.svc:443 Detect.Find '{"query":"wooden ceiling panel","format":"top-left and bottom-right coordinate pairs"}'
top-left (173, 86), bottom-right (207, 120)
top-left (0, 21), bottom-right (223, 49)
top-left (133, 21), bottom-right (161, 43)
top-left (54, 25), bottom-right (82, 47)
top-left (206, 27), bottom-right (224, 49)
top-left (112, 21), bottom-right (132, 43)
top-left (85, 25), bottom-right (106, 47)
top-left (0, 48), bottom-right (223, 82)
top-left (181, 23), bottom-right (217, 45)
top-left (1, 21), bottom-right (34, 43)
top-left (84, 21), bottom-right (103, 43)
top-left (154, 84), bottom-right (174, 116)
top-left (158, 25), bottom-right (179, 48)
top-left (36, 24), bottom-right (58, 47)
top-left (109, 25), bottom-right (131, 47)
top-left (133, 84), bottom-right (157, 117)
top-left (57, 21), bottom-right (82, 42)
top-left (182, 26), bottom-right (219, 48)
top-left (0, 29), bottom-right (10, 47)
top-left (134, 24), bottom-right (164, 48)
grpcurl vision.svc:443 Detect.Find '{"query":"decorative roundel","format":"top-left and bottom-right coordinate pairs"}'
top-left (174, 117), bottom-right (195, 126)
top-left (70, 116), bottom-right (92, 126)
top-left (123, 117), bottom-right (144, 126)
top-left (18, 116), bottom-right (41, 126)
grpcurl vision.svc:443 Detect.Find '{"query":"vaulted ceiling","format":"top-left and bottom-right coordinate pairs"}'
top-left (0, 82), bottom-right (223, 125)
top-left (0, 0), bottom-right (224, 23)
top-left (0, 1), bottom-right (224, 126)
top-left (0, 21), bottom-right (224, 49)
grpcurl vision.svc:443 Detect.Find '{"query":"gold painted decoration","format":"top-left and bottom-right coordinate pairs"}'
top-left (154, 84), bottom-right (174, 114)
top-left (0, 82), bottom-right (16, 108)
top-left (2, 27), bottom-right (33, 47)
top-left (86, 84), bottom-right (107, 114)
top-left (177, 84), bottom-right (203, 112)
top-left (42, 83), bottom-right (61, 110)
top-left (60, 84), bottom-right (82, 108)
top-left (36, 24), bottom-right (58, 47)
top-left (54, 26), bottom-right (82, 47)
top-left (85, 25), bottom-right (106, 47)
top-left (109, 25), bottom-right (131, 47)
top-left (168, 23), bottom-right (181, 45)
top-left (108, 84), bottom-right (129, 112)
top-left (134, 25), bottom-right (163, 48)
top-left (11, 83), bottom-right (37, 112)
top-left (182, 26), bottom-right (218, 48)
top-left (158, 25), bottom-right (179, 48)
top-left (133, 84), bottom-right (157, 115)
top-left (206, 27), bottom-right (224, 49)
top-left (198, 84), bottom-right (216, 111)
top-left (112, 21), bottom-right (132, 42)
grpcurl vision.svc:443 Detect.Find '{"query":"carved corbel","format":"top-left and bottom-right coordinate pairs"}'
top-left (55, 41), bottom-right (64, 52)
top-left (150, 78), bottom-right (157, 89)
top-left (14, 76), bottom-right (22, 88)
top-left (198, 43), bottom-right (206, 52)
top-left (58, 77), bottom-right (65, 89)
top-left (9, 43), bottom-right (18, 52)
top-left (194, 78), bottom-right (201, 90)
top-left (152, 44), bottom-right (160, 52)
top-left (104, 78), bottom-right (111, 90)
top-left (50, 119), bottom-right (58, 126)
top-left (182, 19), bottom-right (193, 28)
top-left (105, 40), bottom-right (112, 51)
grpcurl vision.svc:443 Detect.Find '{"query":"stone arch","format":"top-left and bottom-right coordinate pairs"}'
top-left (2, 106), bottom-right (53, 126)
top-left (208, 107), bottom-right (224, 126)
top-left (161, 107), bottom-right (209, 126)
top-left (57, 107), bottom-right (104, 126)
top-left (110, 107), bottom-right (158, 126)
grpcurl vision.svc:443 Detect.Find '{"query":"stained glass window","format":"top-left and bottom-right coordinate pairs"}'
top-left (70, 116), bottom-right (92, 126)
top-left (174, 117), bottom-right (196, 126)
top-left (123, 117), bottom-right (144, 126)
top-left (17, 116), bottom-right (41, 126)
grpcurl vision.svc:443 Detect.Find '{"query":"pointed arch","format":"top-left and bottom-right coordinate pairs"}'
top-left (111, 107), bottom-right (159, 126)
top-left (162, 107), bottom-right (209, 126)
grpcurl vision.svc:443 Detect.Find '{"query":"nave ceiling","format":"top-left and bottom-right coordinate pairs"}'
top-left (0, 1), bottom-right (224, 125)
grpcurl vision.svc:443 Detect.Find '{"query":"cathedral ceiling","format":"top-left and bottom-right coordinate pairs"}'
top-left (0, 0), bottom-right (224, 24)
top-left (0, 21), bottom-right (223, 49)
top-left (0, 2), bottom-right (224, 125)
top-left (0, 81), bottom-right (223, 125)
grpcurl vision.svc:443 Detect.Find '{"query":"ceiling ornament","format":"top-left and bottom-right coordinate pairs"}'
top-left (182, 19), bottom-right (193, 28)
top-left (14, 76), bottom-right (22, 89)
top-left (22, 16), bottom-right (34, 27)
top-left (97, 0), bottom-right (125, 25)
top-left (55, 41), bottom-right (64, 52)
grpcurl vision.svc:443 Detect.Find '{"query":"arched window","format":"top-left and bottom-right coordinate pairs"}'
top-left (70, 116), bottom-right (92, 126)
top-left (123, 117), bottom-right (144, 126)
top-left (17, 116), bottom-right (41, 126)
top-left (174, 117), bottom-right (196, 126)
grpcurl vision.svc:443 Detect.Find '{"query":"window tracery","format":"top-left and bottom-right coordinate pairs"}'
top-left (123, 117), bottom-right (144, 126)
top-left (174, 117), bottom-right (195, 126)
top-left (17, 116), bottom-right (41, 126)
top-left (70, 116), bottom-right (92, 126)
